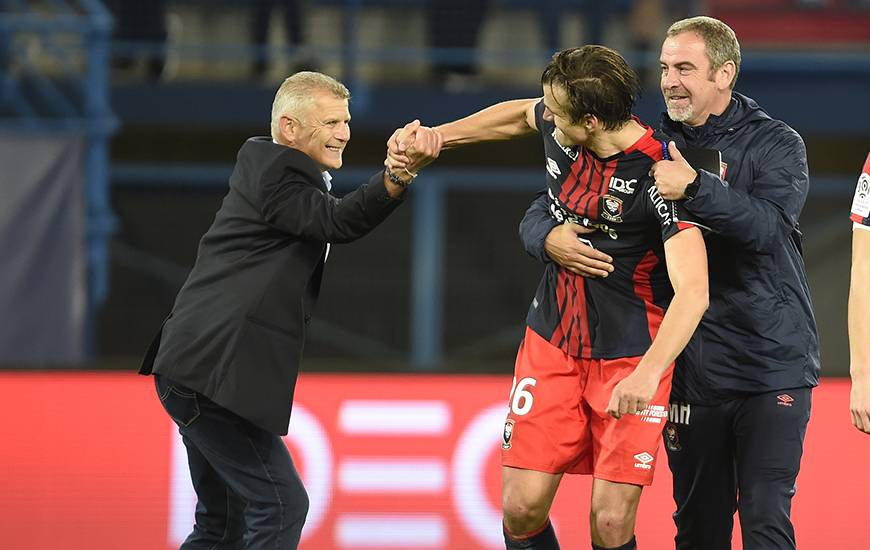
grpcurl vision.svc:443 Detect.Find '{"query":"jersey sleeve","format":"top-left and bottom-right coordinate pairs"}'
top-left (643, 179), bottom-right (710, 242)
top-left (850, 152), bottom-right (870, 226)
top-left (533, 99), bottom-right (546, 131)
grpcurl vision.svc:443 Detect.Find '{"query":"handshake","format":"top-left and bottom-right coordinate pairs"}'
top-left (383, 120), bottom-right (444, 187)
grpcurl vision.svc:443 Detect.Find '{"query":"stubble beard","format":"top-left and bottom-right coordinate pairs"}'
top-left (666, 100), bottom-right (694, 123)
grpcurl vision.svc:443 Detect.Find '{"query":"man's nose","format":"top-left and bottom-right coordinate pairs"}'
top-left (337, 122), bottom-right (350, 141)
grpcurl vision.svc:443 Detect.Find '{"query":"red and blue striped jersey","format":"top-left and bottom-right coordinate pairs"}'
top-left (526, 100), bottom-right (703, 358)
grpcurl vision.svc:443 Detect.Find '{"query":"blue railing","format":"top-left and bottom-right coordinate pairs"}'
top-left (111, 162), bottom-right (856, 368)
top-left (0, 1), bottom-right (117, 355)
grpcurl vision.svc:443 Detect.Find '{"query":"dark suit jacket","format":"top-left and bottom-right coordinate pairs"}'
top-left (140, 137), bottom-right (402, 434)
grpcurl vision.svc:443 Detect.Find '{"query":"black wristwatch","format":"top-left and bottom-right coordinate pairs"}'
top-left (684, 176), bottom-right (701, 199)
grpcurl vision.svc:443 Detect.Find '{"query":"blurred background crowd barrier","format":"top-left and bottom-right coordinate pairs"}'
top-left (3, 0), bottom-right (868, 372)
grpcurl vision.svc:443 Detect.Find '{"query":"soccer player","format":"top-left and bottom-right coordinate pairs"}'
top-left (390, 45), bottom-right (708, 550)
top-left (849, 152), bottom-right (870, 435)
top-left (521, 17), bottom-right (819, 550)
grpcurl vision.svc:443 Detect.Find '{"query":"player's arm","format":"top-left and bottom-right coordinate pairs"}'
top-left (386, 99), bottom-right (538, 168)
top-left (518, 192), bottom-right (615, 277)
top-left (607, 226), bottom-right (708, 418)
top-left (849, 226), bottom-right (870, 434)
top-left (434, 98), bottom-right (539, 149)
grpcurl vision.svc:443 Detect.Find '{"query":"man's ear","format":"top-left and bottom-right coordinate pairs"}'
top-left (279, 115), bottom-right (298, 145)
top-left (584, 113), bottom-right (601, 131)
top-left (716, 60), bottom-right (736, 91)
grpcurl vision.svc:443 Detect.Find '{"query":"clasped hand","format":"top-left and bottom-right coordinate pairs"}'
top-left (385, 120), bottom-right (443, 175)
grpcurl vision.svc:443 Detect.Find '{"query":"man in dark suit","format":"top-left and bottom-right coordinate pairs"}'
top-left (139, 71), bottom-right (442, 549)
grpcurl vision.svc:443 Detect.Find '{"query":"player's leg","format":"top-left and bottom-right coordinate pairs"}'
top-left (589, 478), bottom-right (641, 549)
top-left (735, 388), bottom-right (812, 550)
top-left (585, 356), bottom-right (674, 549)
top-left (501, 327), bottom-right (591, 549)
top-left (665, 400), bottom-right (737, 550)
top-left (502, 467), bottom-right (562, 549)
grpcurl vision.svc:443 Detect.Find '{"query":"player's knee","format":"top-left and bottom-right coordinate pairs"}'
top-left (502, 491), bottom-right (549, 533)
top-left (738, 484), bottom-right (791, 528)
top-left (591, 504), bottom-right (635, 542)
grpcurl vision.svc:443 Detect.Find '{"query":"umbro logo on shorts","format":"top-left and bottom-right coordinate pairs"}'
top-left (776, 394), bottom-right (794, 407)
top-left (633, 452), bottom-right (654, 470)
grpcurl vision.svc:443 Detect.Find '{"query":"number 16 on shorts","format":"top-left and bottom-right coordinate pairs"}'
top-left (509, 377), bottom-right (538, 416)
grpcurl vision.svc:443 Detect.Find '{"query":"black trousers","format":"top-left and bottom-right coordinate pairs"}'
top-left (664, 388), bottom-right (812, 550)
top-left (155, 375), bottom-right (309, 550)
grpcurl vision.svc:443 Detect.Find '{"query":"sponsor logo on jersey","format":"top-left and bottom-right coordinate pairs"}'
top-left (633, 452), bottom-right (654, 470)
top-left (547, 188), bottom-right (619, 239)
top-left (550, 129), bottom-right (579, 160)
top-left (600, 194), bottom-right (624, 223)
top-left (546, 157), bottom-right (561, 179)
top-left (647, 186), bottom-right (672, 226)
top-left (609, 176), bottom-right (636, 195)
top-left (776, 393), bottom-right (794, 407)
top-left (668, 402), bottom-right (691, 425)
top-left (664, 423), bottom-right (682, 452)
top-left (502, 419), bottom-right (515, 450)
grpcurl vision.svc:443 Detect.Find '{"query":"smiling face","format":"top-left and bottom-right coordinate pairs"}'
top-left (281, 91), bottom-right (351, 170)
top-left (660, 31), bottom-right (734, 127)
top-left (542, 82), bottom-right (590, 147)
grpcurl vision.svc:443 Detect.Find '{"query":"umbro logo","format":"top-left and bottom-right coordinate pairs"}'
top-left (634, 452), bottom-right (654, 464)
top-left (546, 157), bottom-right (561, 179)
top-left (633, 452), bottom-right (654, 470)
top-left (776, 394), bottom-right (794, 407)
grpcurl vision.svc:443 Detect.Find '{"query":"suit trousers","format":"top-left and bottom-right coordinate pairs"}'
top-left (154, 375), bottom-right (309, 550)
top-left (664, 387), bottom-right (811, 550)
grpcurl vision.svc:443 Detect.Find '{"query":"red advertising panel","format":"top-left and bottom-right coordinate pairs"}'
top-left (0, 372), bottom-right (867, 549)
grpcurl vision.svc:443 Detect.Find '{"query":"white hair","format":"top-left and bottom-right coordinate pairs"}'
top-left (270, 71), bottom-right (350, 141)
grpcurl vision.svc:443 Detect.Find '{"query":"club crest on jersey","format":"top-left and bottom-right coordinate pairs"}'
top-left (502, 419), bottom-right (515, 450)
top-left (600, 194), bottom-right (623, 223)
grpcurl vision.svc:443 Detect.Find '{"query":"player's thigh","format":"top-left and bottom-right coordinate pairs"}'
top-left (502, 327), bottom-right (589, 473)
top-left (586, 356), bottom-right (672, 486)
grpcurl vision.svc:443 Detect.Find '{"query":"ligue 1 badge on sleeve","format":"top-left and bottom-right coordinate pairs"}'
top-left (852, 169), bottom-right (870, 219)
top-left (502, 419), bottom-right (515, 450)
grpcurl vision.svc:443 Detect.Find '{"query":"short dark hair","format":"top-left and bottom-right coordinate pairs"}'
top-left (541, 45), bottom-right (641, 131)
